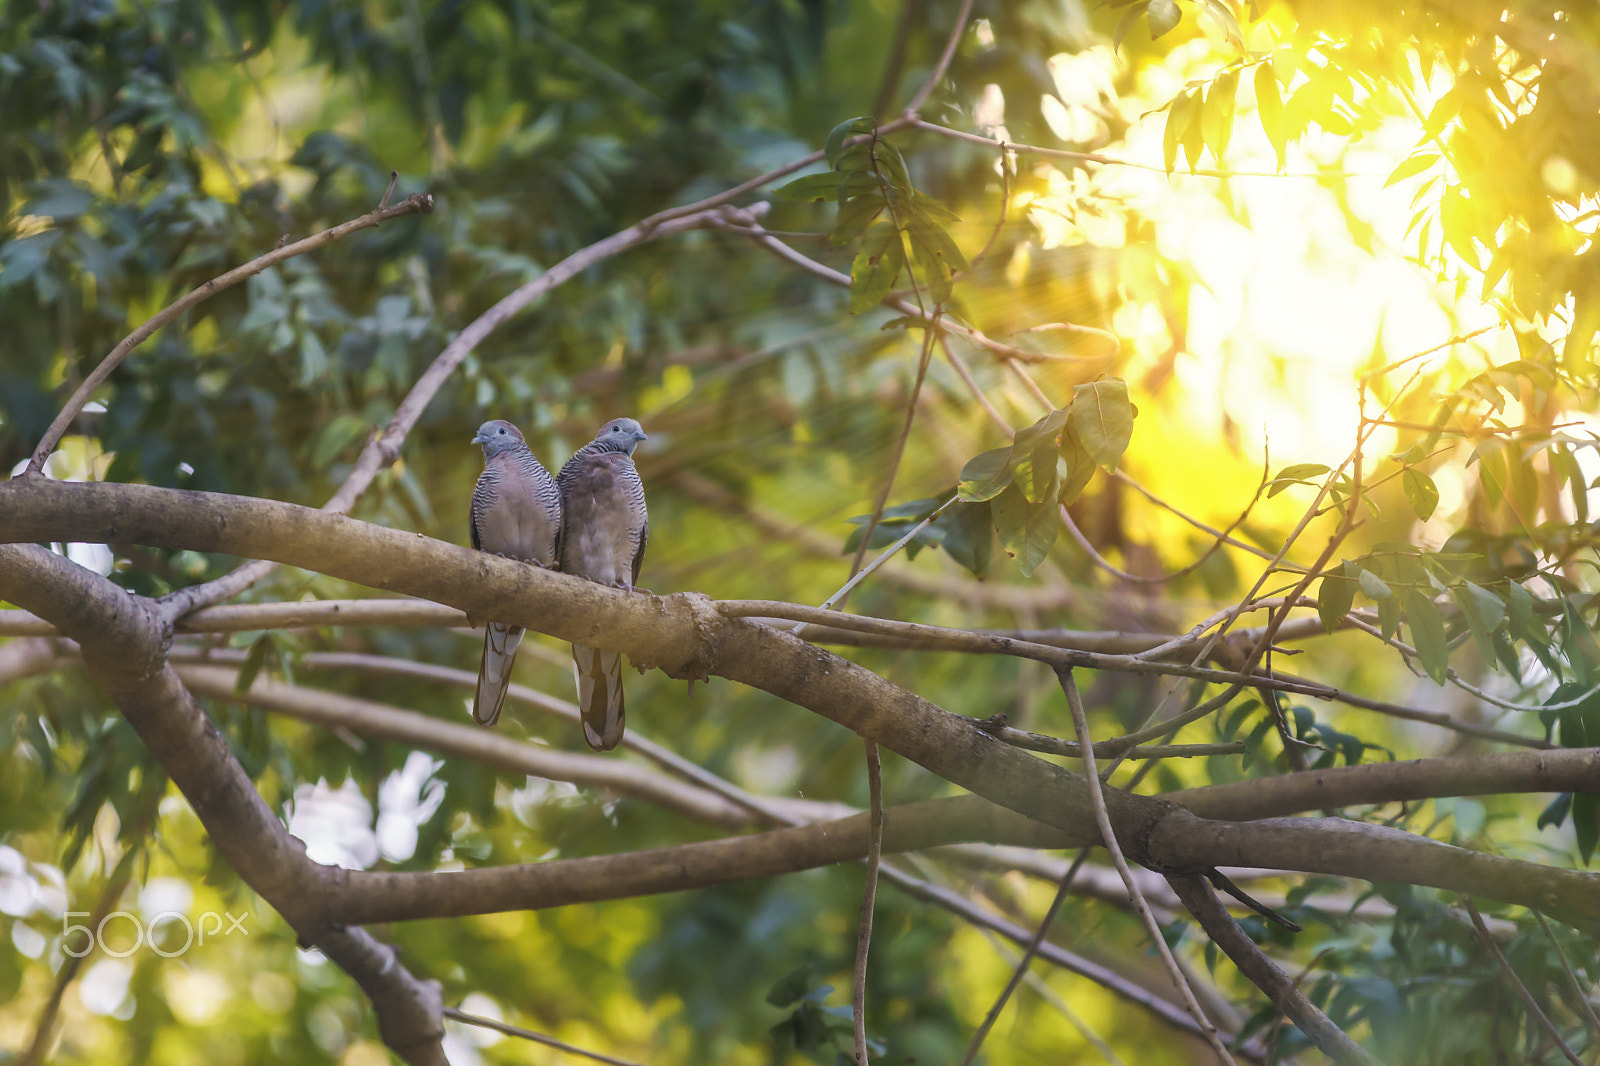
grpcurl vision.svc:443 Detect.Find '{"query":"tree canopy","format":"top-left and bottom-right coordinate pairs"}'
top-left (1, 0), bottom-right (1599, 1063)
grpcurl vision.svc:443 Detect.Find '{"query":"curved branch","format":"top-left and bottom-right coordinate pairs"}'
top-left (22, 194), bottom-right (436, 477)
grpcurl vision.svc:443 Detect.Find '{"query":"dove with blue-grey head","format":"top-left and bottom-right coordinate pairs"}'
top-left (468, 418), bottom-right (562, 727)
top-left (557, 417), bottom-right (649, 751)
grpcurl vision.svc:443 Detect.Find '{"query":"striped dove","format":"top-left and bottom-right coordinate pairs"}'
top-left (469, 419), bottom-right (562, 727)
top-left (557, 417), bottom-right (649, 751)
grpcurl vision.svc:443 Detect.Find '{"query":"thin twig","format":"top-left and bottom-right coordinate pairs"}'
top-left (1059, 667), bottom-right (1238, 1065)
top-left (443, 1005), bottom-right (648, 1066)
top-left (843, 311), bottom-right (940, 590)
top-left (1464, 897), bottom-right (1585, 1066)
top-left (853, 740), bottom-right (884, 1065)
top-left (1533, 911), bottom-right (1600, 1047)
top-left (23, 192), bottom-right (435, 475)
top-left (903, 0), bottom-right (977, 114)
top-left (156, 200), bottom-right (770, 621)
top-left (956, 847), bottom-right (1093, 1066)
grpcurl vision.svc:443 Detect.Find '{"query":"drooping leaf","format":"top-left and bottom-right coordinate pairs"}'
top-left (825, 116), bottom-right (876, 169)
top-left (1402, 589), bottom-right (1450, 685)
top-left (1357, 568), bottom-right (1392, 600)
top-left (1164, 90), bottom-right (1197, 172)
top-left (1401, 468), bottom-right (1439, 520)
top-left (1575, 792), bottom-right (1599, 866)
top-left (992, 483), bottom-right (1059, 577)
top-left (772, 172), bottom-right (844, 202)
top-left (1254, 61), bottom-right (1286, 167)
top-left (959, 446), bottom-right (1016, 502)
top-left (1317, 571), bottom-right (1356, 632)
top-left (1267, 463), bottom-right (1330, 497)
top-left (1069, 379), bottom-right (1136, 471)
top-left (849, 221), bottom-right (903, 313)
top-left (1147, 0), bottom-right (1181, 39)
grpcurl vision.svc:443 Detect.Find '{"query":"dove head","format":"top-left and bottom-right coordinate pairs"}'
top-left (472, 419), bottom-right (526, 457)
top-left (593, 417), bottom-right (648, 456)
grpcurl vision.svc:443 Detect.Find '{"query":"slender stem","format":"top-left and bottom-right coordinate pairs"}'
top-left (1464, 898), bottom-right (1584, 1066)
top-left (956, 847), bottom-right (1093, 1066)
top-left (1059, 668), bottom-right (1238, 1065)
top-left (442, 1006), bottom-right (647, 1066)
top-left (853, 740), bottom-right (884, 1065)
top-left (904, 0), bottom-right (977, 114)
top-left (1533, 911), bottom-right (1600, 1048)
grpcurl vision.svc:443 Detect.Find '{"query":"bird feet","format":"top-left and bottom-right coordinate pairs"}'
top-left (608, 581), bottom-right (652, 594)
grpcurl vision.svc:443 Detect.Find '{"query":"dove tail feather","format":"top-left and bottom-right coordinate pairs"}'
top-left (473, 623), bottom-right (524, 726)
top-left (573, 643), bottom-right (625, 750)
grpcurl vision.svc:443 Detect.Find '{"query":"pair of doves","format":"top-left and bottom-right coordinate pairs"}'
top-left (467, 417), bottom-right (649, 750)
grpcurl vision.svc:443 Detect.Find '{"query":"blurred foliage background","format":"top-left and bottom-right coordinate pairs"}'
top-left (2, 0), bottom-right (1599, 1062)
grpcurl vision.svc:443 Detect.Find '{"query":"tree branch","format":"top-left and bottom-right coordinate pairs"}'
top-left (0, 543), bottom-right (448, 1065)
top-left (4, 479), bottom-right (1599, 931)
top-left (1166, 873), bottom-right (1380, 1065)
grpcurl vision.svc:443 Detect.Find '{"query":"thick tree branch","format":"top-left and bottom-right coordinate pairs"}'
top-left (0, 543), bottom-right (448, 1065)
top-left (3, 479), bottom-right (1599, 932)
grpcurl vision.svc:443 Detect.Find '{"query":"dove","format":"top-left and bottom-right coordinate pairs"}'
top-left (557, 417), bottom-right (649, 750)
top-left (468, 419), bottom-right (561, 727)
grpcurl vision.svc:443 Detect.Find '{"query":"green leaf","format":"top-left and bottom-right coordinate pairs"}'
top-left (1147, 0), bottom-right (1181, 38)
top-left (1164, 90), bottom-right (1197, 173)
top-left (959, 447), bottom-right (1016, 502)
top-left (772, 172), bottom-right (843, 202)
top-left (1402, 589), bottom-right (1450, 685)
top-left (1201, 69), bottom-right (1240, 164)
top-left (992, 483), bottom-right (1059, 577)
top-left (1378, 590), bottom-right (1400, 640)
top-left (1012, 406), bottom-right (1072, 456)
top-left (1575, 792), bottom-right (1599, 866)
top-left (1254, 62), bottom-right (1286, 167)
top-left (235, 634), bottom-right (273, 696)
top-left (1538, 793), bottom-right (1572, 831)
top-left (1383, 153), bottom-right (1439, 188)
top-left (1058, 433), bottom-right (1097, 507)
top-left (767, 965), bottom-right (813, 1007)
top-left (1112, 1), bottom-right (1151, 52)
top-left (1024, 444), bottom-right (1061, 503)
top-left (1069, 379), bottom-right (1136, 471)
top-left (1197, 0), bottom-right (1243, 46)
top-left (849, 221), bottom-right (903, 314)
top-left (1317, 572), bottom-right (1356, 632)
top-left (825, 117), bottom-right (876, 169)
top-left (1267, 463), bottom-right (1330, 497)
top-left (1357, 568), bottom-right (1391, 600)
top-left (1452, 581), bottom-right (1505, 664)
top-left (1401, 468), bottom-right (1439, 520)
top-left (830, 196), bottom-right (884, 248)
top-left (935, 501), bottom-right (994, 578)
